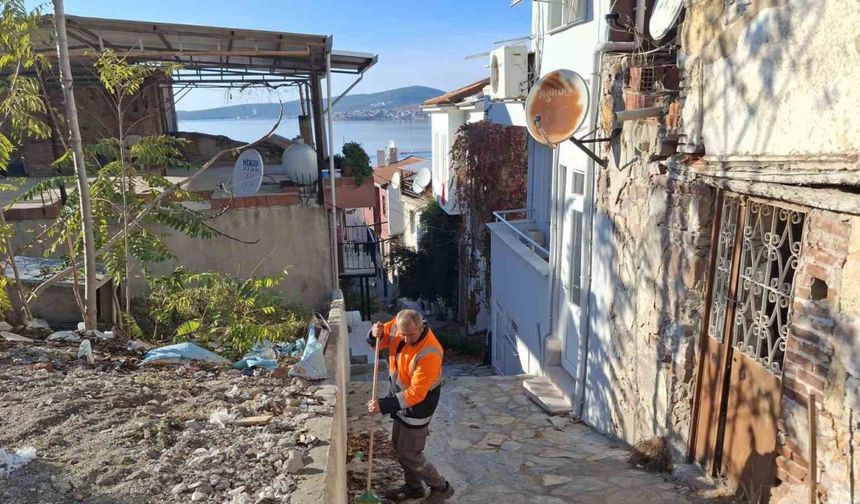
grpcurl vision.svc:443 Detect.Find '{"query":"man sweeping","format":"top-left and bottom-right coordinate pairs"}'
top-left (366, 309), bottom-right (454, 502)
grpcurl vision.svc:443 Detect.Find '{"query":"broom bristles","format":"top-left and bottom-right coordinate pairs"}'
top-left (355, 489), bottom-right (381, 503)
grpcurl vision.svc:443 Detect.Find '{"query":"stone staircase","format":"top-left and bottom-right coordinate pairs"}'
top-left (522, 335), bottom-right (576, 415)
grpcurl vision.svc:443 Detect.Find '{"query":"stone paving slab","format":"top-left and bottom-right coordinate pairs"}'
top-left (348, 374), bottom-right (712, 503)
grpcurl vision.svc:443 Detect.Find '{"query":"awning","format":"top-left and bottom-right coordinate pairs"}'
top-left (34, 15), bottom-right (377, 86)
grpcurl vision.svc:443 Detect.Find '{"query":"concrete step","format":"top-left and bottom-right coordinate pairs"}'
top-left (544, 335), bottom-right (562, 367)
top-left (523, 375), bottom-right (572, 415)
top-left (546, 365), bottom-right (577, 407)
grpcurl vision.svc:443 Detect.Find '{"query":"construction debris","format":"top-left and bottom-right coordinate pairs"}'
top-left (1, 331), bottom-right (33, 343)
top-left (0, 447), bottom-right (36, 475)
top-left (0, 343), bottom-right (337, 504)
top-left (142, 342), bottom-right (231, 366)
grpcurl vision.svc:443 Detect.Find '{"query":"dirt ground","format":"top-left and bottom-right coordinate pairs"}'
top-left (0, 339), bottom-right (331, 504)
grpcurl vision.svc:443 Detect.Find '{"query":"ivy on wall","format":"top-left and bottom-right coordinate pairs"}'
top-left (450, 121), bottom-right (527, 324)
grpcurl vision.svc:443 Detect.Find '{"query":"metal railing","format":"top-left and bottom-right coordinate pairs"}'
top-left (337, 224), bottom-right (378, 275)
top-left (493, 209), bottom-right (550, 260)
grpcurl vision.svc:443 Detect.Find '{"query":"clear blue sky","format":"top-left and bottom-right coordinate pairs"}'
top-left (36, 0), bottom-right (531, 110)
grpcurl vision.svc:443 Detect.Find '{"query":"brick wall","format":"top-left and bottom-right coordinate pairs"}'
top-left (773, 211), bottom-right (860, 504)
top-left (16, 73), bottom-right (168, 177)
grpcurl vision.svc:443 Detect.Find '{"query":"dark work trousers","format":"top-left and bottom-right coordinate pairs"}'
top-left (391, 420), bottom-right (446, 490)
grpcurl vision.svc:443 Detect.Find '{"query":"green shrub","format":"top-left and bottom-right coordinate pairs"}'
top-left (144, 268), bottom-right (308, 356)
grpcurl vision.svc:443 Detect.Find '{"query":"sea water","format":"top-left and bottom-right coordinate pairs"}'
top-left (178, 118), bottom-right (431, 160)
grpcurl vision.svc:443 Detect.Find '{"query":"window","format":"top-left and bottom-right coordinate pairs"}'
top-left (571, 171), bottom-right (585, 195)
top-left (569, 210), bottom-right (583, 306)
top-left (548, 0), bottom-right (586, 31)
top-left (706, 195), bottom-right (806, 376)
top-left (732, 201), bottom-right (804, 375)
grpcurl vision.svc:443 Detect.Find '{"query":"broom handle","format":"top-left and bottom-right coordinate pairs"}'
top-left (366, 323), bottom-right (383, 492)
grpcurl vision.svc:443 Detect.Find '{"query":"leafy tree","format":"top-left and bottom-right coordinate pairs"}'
top-left (18, 50), bottom-right (215, 328)
top-left (450, 121), bottom-right (527, 323)
top-left (388, 200), bottom-right (459, 307)
top-left (334, 141), bottom-right (372, 185)
top-left (0, 0), bottom-right (53, 321)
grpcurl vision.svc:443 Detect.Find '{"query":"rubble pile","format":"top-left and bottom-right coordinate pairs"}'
top-left (0, 337), bottom-right (332, 504)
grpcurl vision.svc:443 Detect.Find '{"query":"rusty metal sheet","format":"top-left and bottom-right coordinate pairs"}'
top-left (525, 69), bottom-right (589, 146)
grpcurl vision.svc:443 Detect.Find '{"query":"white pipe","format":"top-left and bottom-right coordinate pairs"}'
top-left (326, 52), bottom-right (339, 290)
top-left (545, 144), bottom-right (561, 376)
top-left (574, 2), bottom-right (643, 417)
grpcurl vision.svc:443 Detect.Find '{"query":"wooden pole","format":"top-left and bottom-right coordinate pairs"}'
top-left (366, 326), bottom-right (382, 493)
top-left (52, 0), bottom-right (99, 330)
top-left (809, 392), bottom-right (818, 504)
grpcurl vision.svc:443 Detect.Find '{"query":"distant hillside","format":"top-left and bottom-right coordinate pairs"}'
top-left (177, 85), bottom-right (444, 121)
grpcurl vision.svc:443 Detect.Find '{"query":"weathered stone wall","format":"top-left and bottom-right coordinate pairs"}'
top-left (772, 211), bottom-right (860, 504)
top-left (586, 55), bottom-right (716, 461)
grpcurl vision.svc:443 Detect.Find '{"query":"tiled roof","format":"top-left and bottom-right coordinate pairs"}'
top-left (372, 156), bottom-right (427, 186)
top-left (422, 78), bottom-right (490, 106)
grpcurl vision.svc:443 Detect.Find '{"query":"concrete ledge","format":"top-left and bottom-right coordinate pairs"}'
top-left (292, 291), bottom-right (349, 504)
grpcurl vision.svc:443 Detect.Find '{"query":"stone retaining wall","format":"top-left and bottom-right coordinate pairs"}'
top-left (292, 291), bottom-right (349, 504)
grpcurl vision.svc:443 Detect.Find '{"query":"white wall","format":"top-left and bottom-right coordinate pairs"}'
top-left (486, 101), bottom-right (526, 127)
top-left (534, 1), bottom-right (606, 382)
top-left (489, 222), bottom-right (549, 375)
top-left (682, 0), bottom-right (860, 158)
top-left (429, 109), bottom-right (466, 215)
top-left (387, 184), bottom-right (406, 236)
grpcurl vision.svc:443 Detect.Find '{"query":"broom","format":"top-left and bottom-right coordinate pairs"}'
top-left (356, 323), bottom-right (383, 504)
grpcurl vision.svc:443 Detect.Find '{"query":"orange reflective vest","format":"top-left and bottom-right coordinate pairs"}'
top-left (367, 317), bottom-right (444, 427)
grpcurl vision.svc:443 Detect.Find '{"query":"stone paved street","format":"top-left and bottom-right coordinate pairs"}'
top-left (348, 371), bottom-right (711, 504)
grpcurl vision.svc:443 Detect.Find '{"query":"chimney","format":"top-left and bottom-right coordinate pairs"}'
top-left (377, 149), bottom-right (386, 167)
top-left (387, 147), bottom-right (398, 165)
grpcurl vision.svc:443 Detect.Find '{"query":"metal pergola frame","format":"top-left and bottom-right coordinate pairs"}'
top-left (30, 15), bottom-right (379, 291)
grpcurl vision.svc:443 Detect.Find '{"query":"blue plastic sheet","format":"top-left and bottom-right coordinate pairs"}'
top-left (288, 324), bottom-right (327, 380)
top-left (232, 338), bottom-right (308, 371)
top-left (232, 341), bottom-right (279, 371)
top-left (141, 342), bottom-right (231, 366)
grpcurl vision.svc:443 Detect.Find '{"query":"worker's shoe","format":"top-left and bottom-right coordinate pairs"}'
top-left (421, 482), bottom-right (454, 503)
top-left (383, 484), bottom-right (425, 501)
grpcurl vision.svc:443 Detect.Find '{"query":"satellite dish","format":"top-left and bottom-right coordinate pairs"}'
top-left (282, 141), bottom-right (318, 184)
top-left (411, 168), bottom-right (431, 194)
top-left (391, 171), bottom-right (401, 190)
top-left (232, 149), bottom-right (263, 196)
top-left (650, 0), bottom-right (684, 41)
top-left (525, 69), bottom-right (589, 146)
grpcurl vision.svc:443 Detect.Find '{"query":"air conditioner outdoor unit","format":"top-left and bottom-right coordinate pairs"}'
top-left (489, 45), bottom-right (528, 101)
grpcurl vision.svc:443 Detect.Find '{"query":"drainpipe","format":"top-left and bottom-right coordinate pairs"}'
top-left (545, 145), bottom-right (561, 377)
top-left (573, 0), bottom-right (646, 417)
top-left (326, 51), bottom-right (339, 291)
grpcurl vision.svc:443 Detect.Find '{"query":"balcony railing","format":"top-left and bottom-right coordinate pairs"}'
top-left (338, 224), bottom-right (378, 276)
top-left (493, 209), bottom-right (550, 261)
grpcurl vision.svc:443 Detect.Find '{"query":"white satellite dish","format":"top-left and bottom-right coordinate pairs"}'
top-left (282, 141), bottom-right (318, 184)
top-left (411, 168), bottom-right (431, 194)
top-left (391, 171), bottom-right (401, 190)
top-left (650, 0), bottom-right (684, 41)
top-left (232, 149), bottom-right (264, 196)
